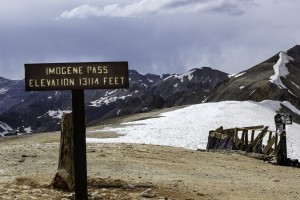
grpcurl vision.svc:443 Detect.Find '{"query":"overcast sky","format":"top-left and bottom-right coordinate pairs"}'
top-left (0, 0), bottom-right (299, 80)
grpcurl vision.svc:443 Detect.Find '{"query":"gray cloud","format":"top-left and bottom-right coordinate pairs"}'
top-left (0, 0), bottom-right (300, 80)
top-left (58, 0), bottom-right (255, 19)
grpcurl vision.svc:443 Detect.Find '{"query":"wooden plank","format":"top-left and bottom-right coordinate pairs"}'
top-left (235, 139), bottom-right (241, 148)
top-left (234, 128), bottom-right (238, 146)
top-left (209, 131), bottom-right (216, 137)
top-left (221, 134), bottom-right (228, 140)
top-left (240, 131), bottom-right (245, 150)
top-left (235, 125), bottom-right (264, 131)
top-left (251, 130), bottom-right (255, 144)
top-left (268, 131), bottom-right (272, 143)
top-left (251, 126), bottom-right (268, 146)
top-left (223, 129), bottom-right (234, 137)
top-left (209, 131), bottom-right (223, 138)
top-left (262, 136), bottom-right (276, 155)
top-left (252, 126), bottom-right (269, 152)
top-left (244, 130), bottom-right (249, 150)
top-left (222, 128), bottom-right (235, 132)
top-left (215, 132), bottom-right (222, 139)
top-left (243, 125), bottom-right (264, 130)
top-left (207, 131), bottom-right (224, 150)
top-left (268, 147), bottom-right (274, 155)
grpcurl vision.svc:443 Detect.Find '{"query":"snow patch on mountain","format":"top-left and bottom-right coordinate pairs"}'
top-left (0, 121), bottom-right (14, 136)
top-left (87, 101), bottom-right (300, 159)
top-left (148, 78), bottom-right (154, 83)
top-left (269, 51), bottom-right (294, 89)
top-left (163, 69), bottom-right (195, 83)
top-left (234, 72), bottom-right (246, 78)
top-left (117, 110), bottom-right (122, 115)
top-left (104, 90), bottom-right (117, 96)
top-left (184, 70), bottom-right (194, 82)
top-left (47, 109), bottom-right (71, 119)
top-left (90, 94), bottom-right (132, 107)
top-left (0, 88), bottom-right (9, 94)
top-left (291, 81), bottom-right (300, 89)
top-left (24, 127), bottom-right (34, 134)
top-left (249, 89), bottom-right (257, 96)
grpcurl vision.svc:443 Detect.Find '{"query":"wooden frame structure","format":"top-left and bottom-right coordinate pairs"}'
top-left (207, 125), bottom-right (280, 156)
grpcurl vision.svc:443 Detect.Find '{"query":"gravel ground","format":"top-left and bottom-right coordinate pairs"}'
top-left (0, 110), bottom-right (300, 200)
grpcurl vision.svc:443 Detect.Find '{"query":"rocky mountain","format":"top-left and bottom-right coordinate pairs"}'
top-left (207, 45), bottom-right (300, 123)
top-left (150, 67), bottom-right (229, 107)
top-left (2, 45), bottom-right (300, 137)
top-left (0, 77), bottom-right (30, 113)
top-left (0, 67), bottom-right (229, 136)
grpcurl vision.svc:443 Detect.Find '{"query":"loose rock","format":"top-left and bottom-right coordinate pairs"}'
top-left (141, 188), bottom-right (157, 198)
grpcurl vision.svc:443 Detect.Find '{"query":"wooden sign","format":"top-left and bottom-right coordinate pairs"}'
top-left (25, 61), bottom-right (129, 199)
top-left (25, 62), bottom-right (129, 91)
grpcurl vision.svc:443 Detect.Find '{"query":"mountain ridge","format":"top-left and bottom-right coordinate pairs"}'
top-left (207, 45), bottom-right (300, 123)
top-left (1, 45), bottom-right (300, 136)
top-left (0, 67), bottom-right (229, 136)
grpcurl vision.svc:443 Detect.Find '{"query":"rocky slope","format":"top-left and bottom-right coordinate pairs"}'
top-left (2, 45), bottom-right (300, 136)
top-left (207, 45), bottom-right (300, 123)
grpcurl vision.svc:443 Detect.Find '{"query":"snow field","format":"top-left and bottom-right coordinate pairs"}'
top-left (87, 101), bottom-right (300, 159)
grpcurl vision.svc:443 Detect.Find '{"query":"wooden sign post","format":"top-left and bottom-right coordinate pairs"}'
top-left (72, 89), bottom-right (87, 199)
top-left (25, 62), bottom-right (129, 199)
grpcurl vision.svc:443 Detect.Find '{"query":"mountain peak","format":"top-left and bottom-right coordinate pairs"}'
top-left (287, 44), bottom-right (300, 62)
top-left (289, 44), bottom-right (300, 51)
top-left (200, 66), bottom-right (212, 70)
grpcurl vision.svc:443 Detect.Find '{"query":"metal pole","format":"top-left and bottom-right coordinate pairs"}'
top-left (72, 90), bottom-right (88, 200)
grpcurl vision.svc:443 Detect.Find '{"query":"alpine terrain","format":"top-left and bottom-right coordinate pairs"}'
top-left (1, 45), bottom-right (300, 137)
top-left (0, 67), bottom-right (228, 136)
top-left (207, 45), bottom-right (300, 123)
top-left (1, 45), bottom-right (300, 200)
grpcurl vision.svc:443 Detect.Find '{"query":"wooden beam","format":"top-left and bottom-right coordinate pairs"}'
top-left (72, 90), bottom-right (88, 200)
top-left (244, 130), bottom-right (249, 150)
top-left (250, 130), bottom-right (255, 144)
top-left (268, 131), bottom-right (272, 143)
top-left (234, 128), bottom-right (238, 146)
top-left (252, 126), bottom-right (269, 153)
top-left (235, 125), bottom-right (264, 131)
top-left (262, 136), bottom-right (276, 155)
